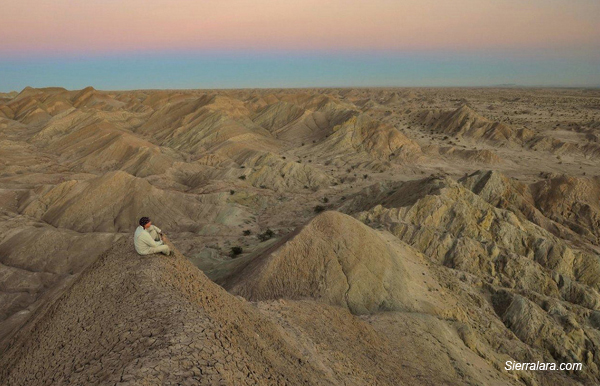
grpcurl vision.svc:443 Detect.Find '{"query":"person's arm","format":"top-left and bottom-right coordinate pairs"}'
top-left (140, 231), bottom-right (159, 248)
top-left (152, 225), bottom-right (162, 235)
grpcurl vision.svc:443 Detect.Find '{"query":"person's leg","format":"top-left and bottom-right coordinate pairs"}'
top-left (148, 244), bottom-right (170, 255)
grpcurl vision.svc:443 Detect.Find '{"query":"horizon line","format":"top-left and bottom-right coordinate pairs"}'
top-left (4, 84), bottom-right (600, 94)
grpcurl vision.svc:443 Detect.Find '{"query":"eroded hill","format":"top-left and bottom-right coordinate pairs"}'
top-left (1, 86), bottom-right (600, 385)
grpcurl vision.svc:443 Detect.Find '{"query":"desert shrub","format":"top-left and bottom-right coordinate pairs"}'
top-left (230, 190), bottom-right (235, 195)
top-left (230, 246), bottom-right (243, 257)
top-left (258, 229), bottom-right (275, 242)
top-left (314, 205), bottom-right (326, 213)
top-left (243, 230), bottom-right (251, 236)
top-left (238, 175), bottom-right (246, 180)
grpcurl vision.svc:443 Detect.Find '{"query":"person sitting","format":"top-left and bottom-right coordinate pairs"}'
top-left (134, 217), bottom-right (172, 256)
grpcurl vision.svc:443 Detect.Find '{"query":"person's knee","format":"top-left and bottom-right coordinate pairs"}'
top-left (148, 229), bottom-right (160, 241)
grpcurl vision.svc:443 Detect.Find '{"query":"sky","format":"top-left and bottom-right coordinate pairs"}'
top-left (1, 0), bottom-right (599, 90)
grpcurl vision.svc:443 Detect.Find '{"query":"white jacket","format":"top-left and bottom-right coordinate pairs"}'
top-left (134, 225), bottom-right (163, 255)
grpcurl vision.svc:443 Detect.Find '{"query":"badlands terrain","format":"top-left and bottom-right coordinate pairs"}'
top-left (0, 86), bottom-right (599, 385)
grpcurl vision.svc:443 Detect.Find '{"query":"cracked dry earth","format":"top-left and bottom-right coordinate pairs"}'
top-left (1, 86), bottom-right (600, 385)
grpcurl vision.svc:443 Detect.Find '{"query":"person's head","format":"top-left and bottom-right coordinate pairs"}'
top-left (139, 217), bottom-right (151, 229)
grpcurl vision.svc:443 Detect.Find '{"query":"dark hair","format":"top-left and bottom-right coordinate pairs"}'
top-left (139, 217), bottom-right (151, 227)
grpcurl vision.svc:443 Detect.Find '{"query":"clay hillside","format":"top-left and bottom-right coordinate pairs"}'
top-left (1, 87), bottom-right (600, 385)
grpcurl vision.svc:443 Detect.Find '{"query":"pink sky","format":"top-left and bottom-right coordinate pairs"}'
top-left (2, 0), bottom-right (599, 56)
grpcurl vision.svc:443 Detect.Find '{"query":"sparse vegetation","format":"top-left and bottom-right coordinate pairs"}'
top-left (230, 246), bottom-right (243, 257)
top-left (314, 205), bottom-right (326, 213)
top-left (258, 228), bottom-right (275, 242)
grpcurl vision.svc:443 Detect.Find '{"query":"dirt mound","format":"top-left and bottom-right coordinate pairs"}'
top-left (71, 86), bottom-right (125, 110)
top-left (138, 102), bottom-right (281, 159)
top-left (418, 104), bottom-right (535, 145)
top-left (356, 176), bottom-right (600, 294)
top-left (531, 175), bottom-right (600, 245)
top-left (346, 175), bottom-right (600, 381)
top-left (460, 170), bottom-right (570, 239)
top-left (424, 145), bottom-right (503, 164)
top-left (225, 211), bottom-right (446, 315)
top-left (305, 113), bottom-right (421, 164)
top-left (252, 99), bottom-right (357, 144)
top-left (40, 120), bottom-right (174, 177)
top-left (240, 151), bottom-right (334, 192)
top-left (1, 87), bottom-right (125, 128)
top-left (383, 92), bottom-right (402, 105)
top-left (18, 170), bottom-right (252, 233)
top-left (462, 170), bottom-right (600, 245)
top-left (252, 101), bottom-right (306, 133)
